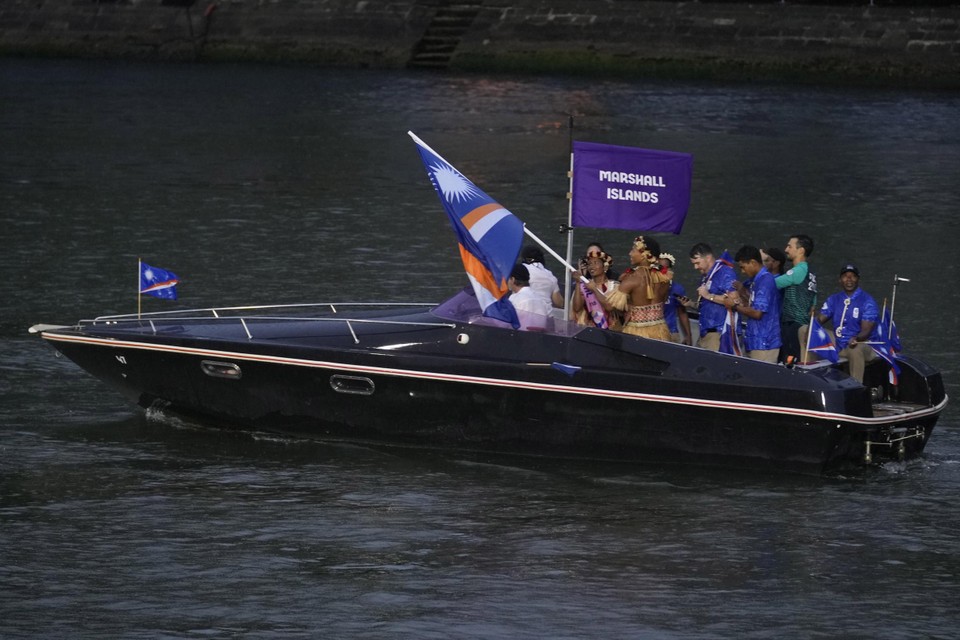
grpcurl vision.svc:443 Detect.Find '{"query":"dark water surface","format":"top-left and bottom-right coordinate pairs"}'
top-left (2, 60), bottom-right (959, 638)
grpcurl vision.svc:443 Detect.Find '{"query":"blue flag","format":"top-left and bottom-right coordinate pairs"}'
top-left (140, 261), bottom-right (179, 300)
top-left (409, 131), bottom-right (522, 328)
top-left (807, 317), bottom-right (839, 363)
top-left (878, 307), bottom-right (902, 354)
top-left (870, 339), bottom-right (902, 384)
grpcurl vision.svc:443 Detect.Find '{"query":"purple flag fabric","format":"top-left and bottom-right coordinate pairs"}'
top-left (571, 141), bottom-right (693, 233)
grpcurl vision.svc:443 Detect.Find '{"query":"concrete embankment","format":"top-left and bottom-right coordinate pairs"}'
top-left (1, 0), bottom-right (958, 87)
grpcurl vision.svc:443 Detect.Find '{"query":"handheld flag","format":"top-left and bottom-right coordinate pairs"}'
top-left (140, 260), bottom-right (179, 300)
top-left (870, 340), bottom-right (901, 385)
top-left (409, 132), bottom-right (522, 328)
top-left (719, 308), bottom-right (743, 356)
top-left (875, 304), bottom-right (902, 385)
top-left (807, 317), bottom-right (839, 363)
top-left (878, 306), bottom-right (902, 354)
top-left (571, 141), bottom-right (692, 233)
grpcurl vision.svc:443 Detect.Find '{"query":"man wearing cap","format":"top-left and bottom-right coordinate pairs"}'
top-left (507, 263), bottom-right (552, 331)
top-left (811, 263), bottom-right (879, 383)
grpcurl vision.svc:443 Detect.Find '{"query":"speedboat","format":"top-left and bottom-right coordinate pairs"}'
top-left (30, 286), bottom-right (947, 474)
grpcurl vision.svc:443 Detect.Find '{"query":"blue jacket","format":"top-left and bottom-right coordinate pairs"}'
top-left (698, 262), bottom-right (737, 334)
top-left (664, 281), bottom-right (686, 333)
top-left (742, 267), bottom-right (782, 351)
top-left (820, 287), bottom-right (880, 350)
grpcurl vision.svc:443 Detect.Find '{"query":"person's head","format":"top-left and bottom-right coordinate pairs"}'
top-left (762, 247), bottom-right (786, 275)
top-left (509, 263), bottom-right (530, 289)
top-left (630, 235), bottom-right (660, 268)
top-left (785, 234), bottom-right (814, 261)
top-left (586, 241), bottom-right (605, 254)
top-left (520, 246), bottom-right (545, 265)
top-left (735, 245), bottom-right (763, 278)
top-left (658, 252), bottom-right (677, 271)
top-left (584, 249), bottom-right (613, 278)
top-left (839, 263), bottom-right (860, 293)
top-left (689, 242), bottom-right (715, 274)
top-left (578, 242), bottom-right (605, 274)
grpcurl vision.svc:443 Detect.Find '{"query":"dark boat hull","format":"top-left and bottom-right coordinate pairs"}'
top-left (41, 299), bottom-right (946, 474)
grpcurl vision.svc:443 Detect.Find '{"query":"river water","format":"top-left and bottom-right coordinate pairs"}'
top-left (2, 59), bottom-right (959, 638)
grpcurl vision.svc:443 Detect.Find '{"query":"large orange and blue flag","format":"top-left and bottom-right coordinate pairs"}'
top-left (409, 132), bottom-right (522, 328)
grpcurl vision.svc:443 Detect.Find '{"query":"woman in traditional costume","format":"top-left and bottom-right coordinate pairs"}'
top-left (606, 236), bottom-right (673, 341)
top-left (571, 249), bottom-right (621, 330)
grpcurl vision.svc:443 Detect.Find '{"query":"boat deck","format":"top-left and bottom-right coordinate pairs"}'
top-left (872, 402), bottom-right (930, 418)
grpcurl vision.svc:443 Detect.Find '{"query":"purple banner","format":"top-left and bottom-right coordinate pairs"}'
top-left (571, 141), bottom-right (693, 234)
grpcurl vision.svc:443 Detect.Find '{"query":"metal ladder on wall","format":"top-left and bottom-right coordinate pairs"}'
top-left (408, 1), bottom-right (483, 69)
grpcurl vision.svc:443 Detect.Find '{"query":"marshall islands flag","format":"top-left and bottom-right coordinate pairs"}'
top-left (807, 317), bottom-right (839, 363)
top-left (139, 260), bottom-right (179, 300)
top-left (409, 132), bottom-right (522, 328)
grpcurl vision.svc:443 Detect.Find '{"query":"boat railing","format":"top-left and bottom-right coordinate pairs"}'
top-left (79, 302), bottom-right (452, 344)
top-left (92, 301), bottom-right (438, 322)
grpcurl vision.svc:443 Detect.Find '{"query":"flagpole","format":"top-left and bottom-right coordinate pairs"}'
top-left (563, 114), bottom-right (575, 320)
top-left (137, 258), bottom-right (142, 321)
top-left (890, 274), bottom-right (909, 326)
top-left (523, 225), bottom-right (583, 279)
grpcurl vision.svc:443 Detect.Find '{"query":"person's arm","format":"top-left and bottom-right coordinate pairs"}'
top-left (571, 281), bottom-right (585, 314)
top-left (848, 320), bottom-right (876, 348)
top-left (738, 276), bottom-right (774, 320)
top-left (730, 297), bottom-right (762, 320)
top-left (774, 262), bottom-right (808, 290)
top-left (551, 289), bottom-right (564, 309)
top-left (677, 304), bottom-right (692, 345)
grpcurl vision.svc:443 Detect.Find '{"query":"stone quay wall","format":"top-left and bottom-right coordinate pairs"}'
top-left (1, 0), bottom-right (958, 87)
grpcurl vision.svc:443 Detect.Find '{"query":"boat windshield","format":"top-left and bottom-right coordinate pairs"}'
top-left (431, 287), bottom-right (583, 337)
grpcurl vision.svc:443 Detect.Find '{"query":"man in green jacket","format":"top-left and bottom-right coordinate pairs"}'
top-left (777, 234), bottom-right (817, 362)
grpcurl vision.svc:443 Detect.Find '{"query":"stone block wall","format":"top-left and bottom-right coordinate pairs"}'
top-left (1, 0), bottom-right (957, 85)
top-left (461, 1), bottom-right (960, 81)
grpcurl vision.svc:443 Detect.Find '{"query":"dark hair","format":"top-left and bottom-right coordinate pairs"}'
top-left (689, 242), bottom-right (713, 259)
top-left (735, 245), bottom-right (762, 264)
top-left (765, 247), bottom-right (786, 272)
top-left (642, 236), bottom-right (661, 261)
top-left (510, 263), bottom-right (530, 284)
top-left (791, 234), bottom-right (814, 257)
top-left (520, 246), bottom-right (545, 264)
